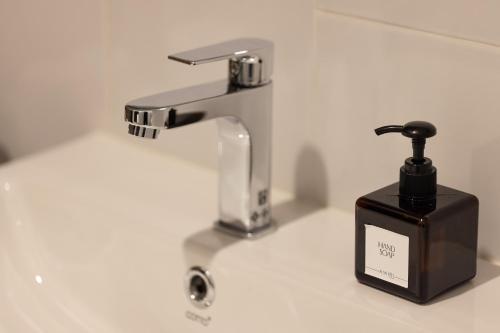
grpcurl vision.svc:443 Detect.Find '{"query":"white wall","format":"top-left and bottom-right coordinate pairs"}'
top-left (2, 1), bottom-right (500, 263)
top-left (0, 0), bottom-right (108, 161)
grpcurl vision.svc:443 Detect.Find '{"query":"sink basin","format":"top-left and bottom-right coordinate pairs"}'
top-left (0, 132), bottom-right (499, 332)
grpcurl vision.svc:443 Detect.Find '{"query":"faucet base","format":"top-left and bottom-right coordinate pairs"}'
top-left (214, 220), bottom-right (276, 239)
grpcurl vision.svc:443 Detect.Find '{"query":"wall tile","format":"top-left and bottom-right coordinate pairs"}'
top-left (317, 0), bottom-right (500, 46)
top-left (312, 11), bottom-right (500, 261)
top-left (0, 0), bottom-right (108, 159)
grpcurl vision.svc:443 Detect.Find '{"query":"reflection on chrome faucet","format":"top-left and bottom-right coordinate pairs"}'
top-left (124, 38), bottom-right (274, 238)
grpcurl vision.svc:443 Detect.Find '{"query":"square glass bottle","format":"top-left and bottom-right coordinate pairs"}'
top-left (355, 122), bottom-right (479, 303)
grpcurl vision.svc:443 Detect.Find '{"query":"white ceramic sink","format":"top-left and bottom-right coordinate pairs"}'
top-left (0, 132), bottom-right (499, 332)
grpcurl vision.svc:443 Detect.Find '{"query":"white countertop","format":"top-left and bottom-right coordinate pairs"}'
top-left (0, 132), bottom-right (498, 332)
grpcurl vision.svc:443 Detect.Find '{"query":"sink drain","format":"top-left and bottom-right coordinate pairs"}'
top-left (184, 267), bottom-right (215, 308)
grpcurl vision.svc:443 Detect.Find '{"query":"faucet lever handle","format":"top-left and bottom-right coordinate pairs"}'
top-left (168, 38), bottom-right (273, 87)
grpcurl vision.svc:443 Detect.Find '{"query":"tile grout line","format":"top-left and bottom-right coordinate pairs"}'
top-left (315, 7), bottom-right (500, 50)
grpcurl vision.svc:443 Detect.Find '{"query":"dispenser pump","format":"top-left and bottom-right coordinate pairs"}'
top-left (375, 121), bottom-right (437, 201)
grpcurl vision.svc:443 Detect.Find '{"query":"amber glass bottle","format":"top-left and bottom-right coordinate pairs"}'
top-left (355, 121), bottom-right (479, 304)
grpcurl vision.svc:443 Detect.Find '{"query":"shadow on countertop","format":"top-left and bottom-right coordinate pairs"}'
top-left (294, 144), bottom-right (329, 206)
top-left (0, 145), bottom-right (10, 164)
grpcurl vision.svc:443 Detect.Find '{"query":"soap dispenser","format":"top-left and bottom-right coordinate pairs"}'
top-left (355, 121), bottom-right (479, 303)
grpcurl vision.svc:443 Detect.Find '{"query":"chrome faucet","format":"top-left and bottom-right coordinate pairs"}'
top-left (125, 38), bottom-right (274, 238)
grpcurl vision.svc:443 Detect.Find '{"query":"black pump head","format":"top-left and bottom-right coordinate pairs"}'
top-left (375, 121), bottom-right (437, 202)
top-left (375, 121), bottom-right (436, 164)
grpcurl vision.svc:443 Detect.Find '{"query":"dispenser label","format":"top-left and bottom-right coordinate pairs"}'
top-left (364, 225), bottom-right (409, 288)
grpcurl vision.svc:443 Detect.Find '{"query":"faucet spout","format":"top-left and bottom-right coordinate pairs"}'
top-left (125, 80), bottom-right (237, 135)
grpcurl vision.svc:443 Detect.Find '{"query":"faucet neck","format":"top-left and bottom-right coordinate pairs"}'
top-left (125, 79), bottom-right (274, 238)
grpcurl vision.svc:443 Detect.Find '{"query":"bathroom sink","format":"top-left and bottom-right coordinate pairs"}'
top-left (0, 132), bottom-right (498, 332)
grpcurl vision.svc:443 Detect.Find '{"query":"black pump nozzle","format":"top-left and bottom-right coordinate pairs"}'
top-left (375, 121), bottom-right (436, 163)
top-left (375, 121), bottom-right (437, 202)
